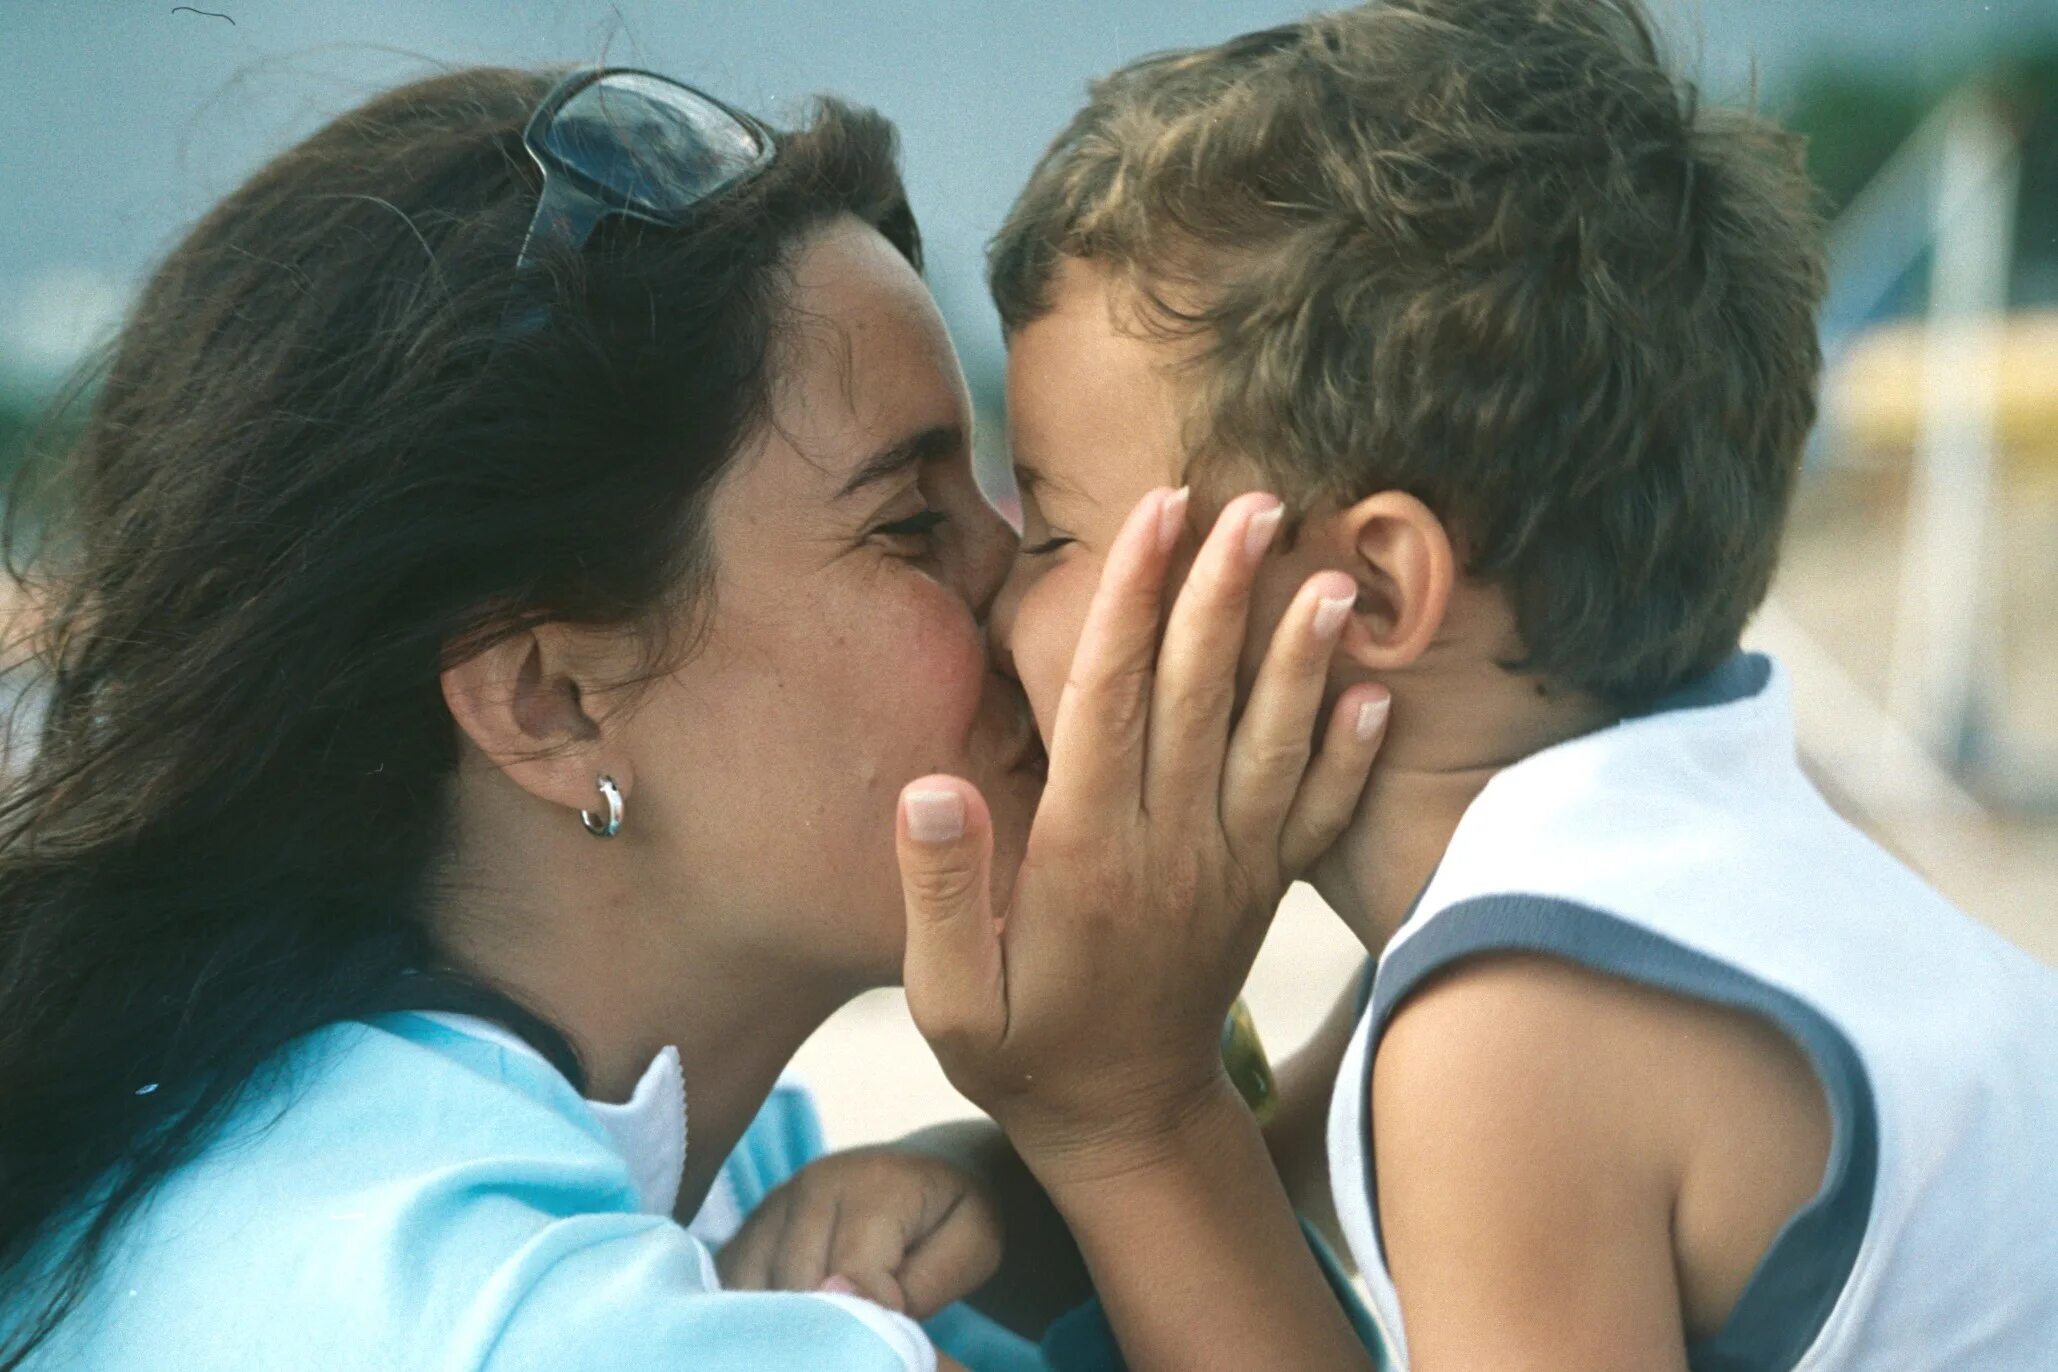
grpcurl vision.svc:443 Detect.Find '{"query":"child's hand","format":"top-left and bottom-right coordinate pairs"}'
top-left (714, 1145), bottom-right (1002, 1320)
top-left (896, 487), bottom-right (1388, 1182)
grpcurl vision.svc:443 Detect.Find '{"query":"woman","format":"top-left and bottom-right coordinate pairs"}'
top-left (0, 64), bottom-right (1373, 1370)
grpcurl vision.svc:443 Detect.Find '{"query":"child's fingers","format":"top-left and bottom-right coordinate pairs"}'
top-left (1144, 493), bottom-right (1285, 821)
top-left (895, 1193), bottom-right (1005, 1320)
top-left (713, 1190), bottom-right (789, 1291)
top-left (898, 779), bottom-right (1005, 1059)
top-left (768, 1186), bottom-right (839, 1296)
top-left (1219, 571), bottom-right (1360, 862)
top-left (1044, 486), bottom-right (1184, 817)
top-left (823, 1214), bottom-right (914, 1315)
top-left (1278, 683), bottom-right (1390, 876)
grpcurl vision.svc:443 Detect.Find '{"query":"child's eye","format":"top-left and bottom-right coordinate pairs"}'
top-left (873, 508), bottom-right (949, 549)
top-left (1021, 535), bottom-right (1075, 557)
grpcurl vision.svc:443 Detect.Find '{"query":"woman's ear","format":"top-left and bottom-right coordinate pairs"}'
top-left (439, 625), bottom-right (633, 815)
top-left (1329, 490), bottom-right (1456, 672)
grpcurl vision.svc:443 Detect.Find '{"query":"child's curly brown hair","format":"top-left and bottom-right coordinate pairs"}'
top-left (990, 0), bottom-right (1827, 708)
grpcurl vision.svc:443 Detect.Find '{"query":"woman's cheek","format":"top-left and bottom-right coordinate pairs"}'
top-left (897, 575), bottom-right (991, 730)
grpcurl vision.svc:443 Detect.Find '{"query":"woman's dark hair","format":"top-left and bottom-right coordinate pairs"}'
top-left (0, 66), bottom-right (919, 1364)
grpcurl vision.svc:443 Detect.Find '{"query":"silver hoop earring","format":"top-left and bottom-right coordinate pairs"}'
top-left (580, 775), bottom-right (623, 839)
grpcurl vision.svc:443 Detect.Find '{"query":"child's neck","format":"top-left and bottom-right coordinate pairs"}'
top-left (1308, 654), bottom-right (1615, 958)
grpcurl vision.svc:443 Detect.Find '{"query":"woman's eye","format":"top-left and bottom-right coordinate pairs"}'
top-left (1021, 535), bottom-right (1075, 557)
top-left (873, 509), bottom-right (949, 547)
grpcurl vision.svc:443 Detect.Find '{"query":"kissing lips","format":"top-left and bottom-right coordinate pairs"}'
top-left (1004, 695), bottom-right (1050, 782)
top-left (1015, 731), bottom-right (1049, 782)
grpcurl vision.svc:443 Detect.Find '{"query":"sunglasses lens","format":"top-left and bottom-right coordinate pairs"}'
top-left (537, 73), bottom-right (767, 214)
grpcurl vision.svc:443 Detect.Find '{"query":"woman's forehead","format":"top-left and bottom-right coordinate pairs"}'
top-left (756, 220), bottom-right (968, 496)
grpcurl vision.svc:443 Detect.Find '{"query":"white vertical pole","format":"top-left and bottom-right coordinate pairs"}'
top-left (1886, 88), bottom-right (2019, 771)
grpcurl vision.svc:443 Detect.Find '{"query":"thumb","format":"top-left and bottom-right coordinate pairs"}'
top-left (897, 777), bottom-right (1005, 1053)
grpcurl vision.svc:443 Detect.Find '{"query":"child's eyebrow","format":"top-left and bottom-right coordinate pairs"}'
top-left (1012, 457), bottom-right (1083, 502)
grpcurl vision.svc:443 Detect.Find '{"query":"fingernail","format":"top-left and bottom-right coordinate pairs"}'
top-left (818, 1275), bottom-right (860, 1296)
top-left (905, 789), bottom-right (964, 843)
top-left (1355, 694), bottom-right (1390, 742)
top-left (1242, 502), bottom-right (1284, 563)
top-left (1157, 487), bottom-right (1190, 552)
top-left (1313, 593), bottom-right (1355, 639)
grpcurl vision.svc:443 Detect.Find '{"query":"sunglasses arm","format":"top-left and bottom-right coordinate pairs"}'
top-left (498, 180), bottom-right (610, 340)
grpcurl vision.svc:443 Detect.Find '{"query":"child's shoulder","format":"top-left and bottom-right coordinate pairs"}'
top-left (1371, 950), bottom-right (1829, 1344)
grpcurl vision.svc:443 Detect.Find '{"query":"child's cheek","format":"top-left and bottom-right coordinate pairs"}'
top-left (1018, 560), bottom-right (1101, 741)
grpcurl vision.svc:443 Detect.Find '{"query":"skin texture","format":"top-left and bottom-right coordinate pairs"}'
top-left (984, 256), bottom-right (1830, 1367)
top-left (1374, 954), bottom-right (1831, 1368)
top-left (433, 216), bottom-right (1044, 1227)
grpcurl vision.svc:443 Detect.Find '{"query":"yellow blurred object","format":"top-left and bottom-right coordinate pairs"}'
top-left (1824, 311), bottom-right (2058, 472)
top-left (1221, 996), bottom-right (1278, 1125)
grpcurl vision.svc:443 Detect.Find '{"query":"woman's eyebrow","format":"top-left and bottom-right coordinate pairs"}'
top-left (835, 423), bottom-right (964, 500)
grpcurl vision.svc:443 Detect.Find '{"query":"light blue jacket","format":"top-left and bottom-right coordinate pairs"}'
top-left (8, 1012), bottom-right (1038, 1370)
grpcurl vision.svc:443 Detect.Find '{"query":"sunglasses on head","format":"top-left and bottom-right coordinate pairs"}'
top-left (500, 66), bottom-right (777, 338)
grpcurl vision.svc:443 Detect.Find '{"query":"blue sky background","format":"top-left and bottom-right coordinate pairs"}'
top-left (3, 0), bottom-right (2054, 391)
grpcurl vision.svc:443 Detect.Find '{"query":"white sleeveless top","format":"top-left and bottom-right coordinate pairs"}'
top-left (1326, 653), bottom-right (2058, 1371)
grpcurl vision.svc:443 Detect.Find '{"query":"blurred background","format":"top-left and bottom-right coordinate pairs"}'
top-left (2, 0), bottom-right (2054, 1146)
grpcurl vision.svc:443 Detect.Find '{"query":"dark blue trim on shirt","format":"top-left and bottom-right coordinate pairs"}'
top-left (1038, 1218), bottom-right (1394, 1371)
top-left (1629, 650), bottom-right (1772, 719)
top-left (1357, 898), bottom-right (1877, 1372)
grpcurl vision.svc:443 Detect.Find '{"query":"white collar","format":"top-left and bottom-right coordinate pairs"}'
top-left (415, 1012), bottom-right (686, 1219)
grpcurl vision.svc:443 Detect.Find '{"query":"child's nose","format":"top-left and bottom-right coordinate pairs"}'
top-left (964, 499), bottom-right (1020, 624)
top-left (984, 560), bottom-right (1026, 683)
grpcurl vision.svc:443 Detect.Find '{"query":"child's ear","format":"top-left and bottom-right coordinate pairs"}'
top-left (1329, 490), bottom-right (1456, 672)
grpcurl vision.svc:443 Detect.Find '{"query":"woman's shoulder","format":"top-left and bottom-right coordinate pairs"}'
top-left (33, 1015), bottom-right (642, 1365)
top-left (169, 1013), bottom-right (653, 1241)
top-left (230, 1012), bottom-right (634, 1196)
top-left (33, 1017), bottom-right (937, 1371)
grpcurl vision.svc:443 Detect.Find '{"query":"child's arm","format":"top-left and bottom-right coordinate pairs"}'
top-left (723, 972), bottom-right (1368, 1342)
top-left (895, 488), bottom-right (1388, 1370)
top-left (789, 975), bottom-right (1366, 1342)
top-left (874, 972), bottom-right (1368, 1337)
top-left (1372, 953), bottom-right (1828, 1371)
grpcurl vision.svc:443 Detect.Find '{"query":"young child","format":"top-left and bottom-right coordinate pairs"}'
top-left (739, 2), bottom-right (2058, 1367)
top-left (982, 2), bottom-right (2058, 1366)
